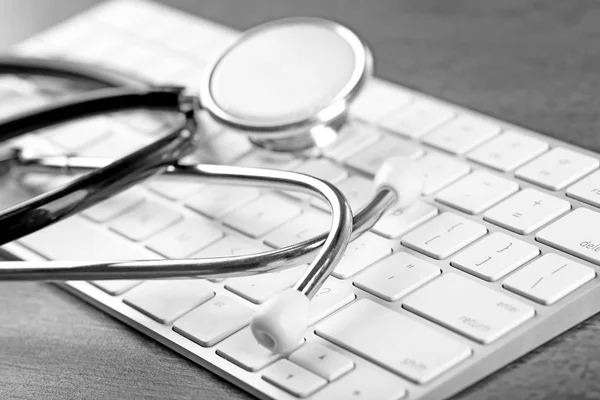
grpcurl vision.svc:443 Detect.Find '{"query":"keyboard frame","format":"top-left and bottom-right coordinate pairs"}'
top-left (3, 1), bottom-right (600, 399)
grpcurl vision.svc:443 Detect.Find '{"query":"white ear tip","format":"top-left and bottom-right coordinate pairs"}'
top-left (374, 156), bottom-right (424, 209)
top-left (250, 288), bottom-right (310, 354)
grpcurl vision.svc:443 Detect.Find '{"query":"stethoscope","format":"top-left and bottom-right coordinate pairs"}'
top-left (0, 18), bottom-right (424, 353)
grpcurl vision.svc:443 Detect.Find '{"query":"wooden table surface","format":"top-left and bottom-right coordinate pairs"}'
top-left (2, 0), bottom-right (600, 399)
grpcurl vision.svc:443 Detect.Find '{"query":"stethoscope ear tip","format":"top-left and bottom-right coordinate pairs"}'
top-left (250, 288), bottom-right (310, 354)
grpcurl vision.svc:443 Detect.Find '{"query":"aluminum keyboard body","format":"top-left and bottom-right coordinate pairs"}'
top-left (2, 1), bottom-right (600, 399)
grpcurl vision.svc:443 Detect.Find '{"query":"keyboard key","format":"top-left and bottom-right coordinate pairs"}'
top-left (115, 110), bottom-right (168, 136)
top-left (223, 194), bottom-right (302, 238)
top-left (467, 130), bottom-right (549, 172)
top-left (322, 122), bottom-right (381, 162)
top-left (332, 232), bottom-right (392, 279)
top-left (435, 170), bottom-right (519, 214)
top-left (536, 208), bottom-right (600, 266)
top-left (235, 150), bottom-right (299, 170)
top-left (18, 216), bottom-right (158, 261)
top-left (44, 116), bottom-right (113, 150)
top-left (566, 170), bottom-right (600, 207)
top-left (192, 235), bottom-right (264, 258)
top-left (515, 147), bottom-right (599, 191)
top-left (404, 274), bottom-right (535, 343)
top-left (289, 159), bottom-right (348, 200)
top-left (310, 367), bottom-right (406, 400)
top-left (504, 254), bottom-right (595, 305)
top-left (217, 328), bottom-right (283, 371)
top-left (225, 266), bottom-right (306, 304)
top-left (451, 232), bottom-right (539, 281)
top-left (145, 216), bottom-right (223, 258)
top-left (345, 135), bottom-right (423, 176)
top-left (146, 176), bottom-right (206, 201)
top-left (173, 295), bottom-right (253, 346)
top-left (422, 114), bottom-right (500, 154)
top-left (262, 359), bottom-right (327, 397)
top-left (77, 129), bottom-right (147, 158)
top-left (197, 129), bottom-right (253, 164)
top-left (264, 209), bottom-right (329, 248)
top-left (417, 152), bottom-right (470, 195)
top-left (402, 213), bottom-right (487, 259)
top-left (484, 188), bottom-right (570, 235)
top-left (185, 185), bottom-right (260, 219)
top-left (316, 299), bottom-right (471, 384)
top-left (91, 280), bottom-right (141, 296)
top-left (313, 175), bottom-right (375, 213)
top-left (373, 201), bottom-right (438, 239)
top-left (109, 200), bottom-right (182, 241)
top-left (349, 80), bottom-right (412, 124)
top-left (309, 278), bottom-right (356, 324)
top-left (82, 188), bottom-right (145, 222)
top-left (354, 252), bottom-right (440, 301)
top-left (289, 342), bottom-right (354, 381)
top-left (123, 280), bottom-right (214, 323)
top-left (380, 98), bottom-right (455, 139)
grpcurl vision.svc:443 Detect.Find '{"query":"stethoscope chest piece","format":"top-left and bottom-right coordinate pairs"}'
top-left (200, 18), bottom-right (372, 152)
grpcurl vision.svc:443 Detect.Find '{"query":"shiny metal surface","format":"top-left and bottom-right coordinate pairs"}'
top-left (0, 155), bottom-right (398, 299)
top-left (200, 18), bottom-right (372, 152)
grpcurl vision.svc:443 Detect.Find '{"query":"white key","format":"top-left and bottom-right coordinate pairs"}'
top-left (109, 200), bottom-right (182, 241)
top-left (294, 159), bottom-right (347, 184)
top-left (123, 280), bottom-right (214, 323)
top-left (310, 368), bottom-right (407, 400)
top-left (417, 152), bottom-right (470, 195)
top-left (44, 117), bottom-right (113, 150)
top-left (264, 209), bottom-right (329, 248)
top-left (217, 328), bottom-right (283, 371)
top-left (77, 130), bottom-right (146, 158)
top-left (484, 188), bottom-right (570, 235)
top-left (380, 98), bottom-right (455, 139)
top-left (467, 130), bottom-right (548, 172)
top-left (82, 188), bottom-right (145, 222)
top-left (451, 232), bottom-right (539, 281)
top-left (225, 266), bottom-right (306, 304)
top-left (332, 232), bottom-right (392, 279)
top-left (235, 150), bottom-right (299, 170)
top-left (316, 299), bottom-right (471, 384)
top-left (404, 273), bottom-right (535, 343)
top-left (116, 110), bottom-right (168, 135)
top-left (322, 122), bottom-right (381, 162)
top-left (146, 176), bottom-right (206, 201)
top-left (145, 216), bottom-right (223, 258)
top-left (515, 147), bottom-right (599, 191)
top-left (536, 208), bottom-right (600, 266)
top-left (309, 278), bottom-right (356, 325)
top-left (435, 170), bottom-right (519, 214)
top-left (262, 359), bottom-right (327, 398)
top-left (504, 254), bottom-right (595, 305)
top-left (402, 213), bottom-right (487, 259)
top-left (354, 252), bottom-right (440, 301)
top-left (18, 216), bottom-right (158, 262)
top-left (289, 342), bottom-right (354, 381)
top-left (289, 159), bottom-right (348, 200)
top-left (373, 201), bottom-right (438, 239)
top-left (422, 114), bottom-right (500, 154)
top-left (197, 129), bottom-right (253, 164)
top-left (349, 80), bottom-right (412, 124)
top-left (192, 236), bottom-right (264, 258)
top-left (90, 280), bottom-right (142, 296)
top-left (185, 185), bottom-right (260, 219)
top-left (173, 295), bottom-right (253, 346)
top-left (566, 170), bottom-right (600, 207)
top-left (313, 176), bottom-right (375, 214)
top-left (223, 194), bottom-right (302, 238)
top-left (345, 135), bottom-right (423, 176)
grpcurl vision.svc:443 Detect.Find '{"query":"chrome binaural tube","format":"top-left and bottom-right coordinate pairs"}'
top-left (0, 155), bottom-right (398, 299)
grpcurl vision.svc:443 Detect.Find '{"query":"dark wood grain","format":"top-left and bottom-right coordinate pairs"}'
top-left (2, 0), bottom-right (600, 399)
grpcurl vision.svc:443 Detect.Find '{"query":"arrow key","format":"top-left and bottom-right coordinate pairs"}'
top-left (262, 359), bottom-right (327, 397)
top-left (289, 342), bottom-right (355, 381)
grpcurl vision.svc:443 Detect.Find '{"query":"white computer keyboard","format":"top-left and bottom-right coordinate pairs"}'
top-left (2, 1), bottom-right (600, 399)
